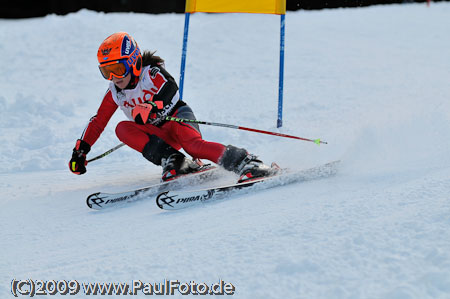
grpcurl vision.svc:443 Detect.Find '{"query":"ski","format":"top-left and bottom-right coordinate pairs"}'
top-left (156, 160), bottom-right (340, 210)
top-left (86, 165), bottom-right (218, 210)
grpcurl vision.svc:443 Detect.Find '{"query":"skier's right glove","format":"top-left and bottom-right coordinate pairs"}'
top-left (69, 139), bottom-right (91, 175)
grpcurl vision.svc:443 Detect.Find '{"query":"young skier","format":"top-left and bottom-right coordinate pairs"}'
top-left (69, 32), bottom-right (274, 182)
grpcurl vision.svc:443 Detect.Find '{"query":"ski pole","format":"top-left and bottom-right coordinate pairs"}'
top-left (165, 116), bottom-right (327, 145)
top-left (87, 143), bottom-right (125, 164)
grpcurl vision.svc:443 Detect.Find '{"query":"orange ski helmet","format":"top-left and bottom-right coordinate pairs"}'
top-left (97, 32), bottom-right (142, 80)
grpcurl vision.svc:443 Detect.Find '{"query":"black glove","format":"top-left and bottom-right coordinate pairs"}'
top-left (132, 100), bottom-right (164, 125)
top-left (69, 139), bottom-right (91, 175)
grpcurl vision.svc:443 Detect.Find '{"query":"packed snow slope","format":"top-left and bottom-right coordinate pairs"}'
top-left (1, 3), bottom-right (450, 298)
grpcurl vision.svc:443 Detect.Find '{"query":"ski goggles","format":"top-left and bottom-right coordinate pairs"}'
top-left (98, 59), bottom-right (131, 80)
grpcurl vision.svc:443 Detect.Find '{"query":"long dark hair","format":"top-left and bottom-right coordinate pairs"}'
top-left (142, 50), bottom-right (165, 68)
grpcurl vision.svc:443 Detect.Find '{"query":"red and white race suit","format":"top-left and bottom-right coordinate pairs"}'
top-left (80, 65), bottom-right (225, 163)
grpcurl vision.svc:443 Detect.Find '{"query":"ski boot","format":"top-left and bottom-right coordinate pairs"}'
top-left (161, 152), bottom-right (201, 181)
top-left (142, 135), bottom-right (200, 181)
top-left (219, 145), bottom-right (276, 183)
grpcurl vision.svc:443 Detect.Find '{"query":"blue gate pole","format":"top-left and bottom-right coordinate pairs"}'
top-left (277, 14), bottom-right (285, 128)
top-left (179, 12), bottom-right (191, 100)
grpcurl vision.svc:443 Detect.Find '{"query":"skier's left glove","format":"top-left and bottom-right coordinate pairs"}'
top-left (69, 139), bottom-right (91, 175)
top-left (132, 100), bottom-right (164, 125)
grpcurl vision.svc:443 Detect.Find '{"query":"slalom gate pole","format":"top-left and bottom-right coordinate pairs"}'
top-left (165, 116), bottom-right (327, 145)
top-left (87, 143), bottom-right (125, 164)
top-left (178, 12), bottom-right (191, 99)
top-left (277, 13), bottom-right (285, 128)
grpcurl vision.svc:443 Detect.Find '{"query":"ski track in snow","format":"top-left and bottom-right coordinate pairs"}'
top-left (1, 3), bottom-right (450, 298)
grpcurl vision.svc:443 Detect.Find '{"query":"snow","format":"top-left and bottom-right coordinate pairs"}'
top-left (1, 2), bottom-right (450, 298)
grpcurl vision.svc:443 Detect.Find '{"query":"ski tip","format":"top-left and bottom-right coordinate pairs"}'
top-left (86, 192), bottom-right (101, 209)
top-left (86, 192), bottom-right (118, 210)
